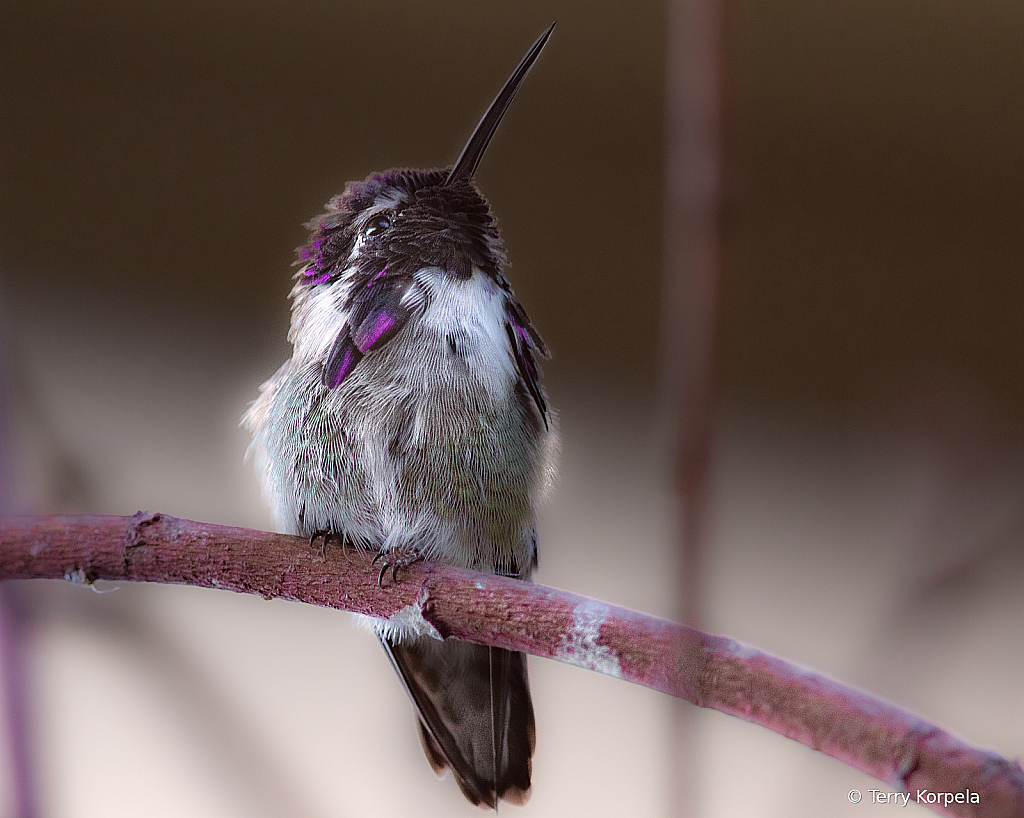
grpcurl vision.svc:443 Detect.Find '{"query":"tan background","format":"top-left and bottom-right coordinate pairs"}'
top-left (1, 0), bottom-right (1022, 815)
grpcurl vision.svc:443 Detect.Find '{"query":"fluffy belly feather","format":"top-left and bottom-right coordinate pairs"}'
top-left (247, 274), bottom-right (547, 578)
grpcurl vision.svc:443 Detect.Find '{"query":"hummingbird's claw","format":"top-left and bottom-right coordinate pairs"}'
top-left (373, 548), bottom-right (424, 586)
top-left (309, 529), bottom-right (327, 557)
top-left (309, 529), bottom-right (347, 558)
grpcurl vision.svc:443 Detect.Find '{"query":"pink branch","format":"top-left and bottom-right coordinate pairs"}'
top-left (0, 512), bottom-right (1021, 817)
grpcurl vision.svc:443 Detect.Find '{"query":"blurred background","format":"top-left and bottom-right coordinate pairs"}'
top-left (1, 0), bottom-right (1022, 815)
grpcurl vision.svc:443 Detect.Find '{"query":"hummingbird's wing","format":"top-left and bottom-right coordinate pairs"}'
top-left (504, 299), bottom-right (549, 428)
top-left (323, 278), bottom-right (412, 388)
top-left (379, 633), bottom-right (535, 808)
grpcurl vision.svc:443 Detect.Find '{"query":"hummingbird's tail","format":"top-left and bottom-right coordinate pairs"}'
top-left (379, 633), bottom-right (535, 808)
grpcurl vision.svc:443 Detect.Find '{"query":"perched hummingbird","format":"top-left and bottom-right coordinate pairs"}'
top-left (243, 25), bottom-right (557, 808)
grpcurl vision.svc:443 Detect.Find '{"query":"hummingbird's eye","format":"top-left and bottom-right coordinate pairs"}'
top-left (363, 214), bottom-right (392, 238)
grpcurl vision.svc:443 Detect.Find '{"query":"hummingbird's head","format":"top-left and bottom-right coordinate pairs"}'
top-left (285, 24), bottom-right (554, 368)
top-left (292, 22), bottom-right (554, 290)
top-left (296, 170), bottom-right (504, 285)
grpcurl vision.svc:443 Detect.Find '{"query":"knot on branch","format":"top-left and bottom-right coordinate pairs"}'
top-left (125, 511), bottom-right (164, 550)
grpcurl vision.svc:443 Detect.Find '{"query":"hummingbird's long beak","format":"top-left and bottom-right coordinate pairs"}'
top-left (445, 22), bottom-right (555, 186)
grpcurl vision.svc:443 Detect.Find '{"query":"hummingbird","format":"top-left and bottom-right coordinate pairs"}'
top-left (243, 24), bottom-right (557, 808)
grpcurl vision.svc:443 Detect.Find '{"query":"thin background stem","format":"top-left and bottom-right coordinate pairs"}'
top-left (0, 280), bottom-right (39, 818)
top-left (662, 0), bottom-right (727, 813)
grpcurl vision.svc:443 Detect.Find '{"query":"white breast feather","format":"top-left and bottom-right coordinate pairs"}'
top-left (414, 267), bottom-right (517, 403)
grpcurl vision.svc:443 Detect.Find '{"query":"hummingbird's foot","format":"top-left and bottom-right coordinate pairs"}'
top-left (309, 528), bottom-right (346, 558)
top-left (371, 546), bottom-right (424, 587)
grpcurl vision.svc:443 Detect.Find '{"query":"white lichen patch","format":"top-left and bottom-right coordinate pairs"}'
top-left (557, 600), bottom-right (622, 678)
top-left (64, 567), bottom-right (89, 585)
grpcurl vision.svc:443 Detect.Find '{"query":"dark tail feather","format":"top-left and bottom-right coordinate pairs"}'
top-left (379, 634), bottom-right (535, 808)
top-left (416, 718), bottom-right (449, 777)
